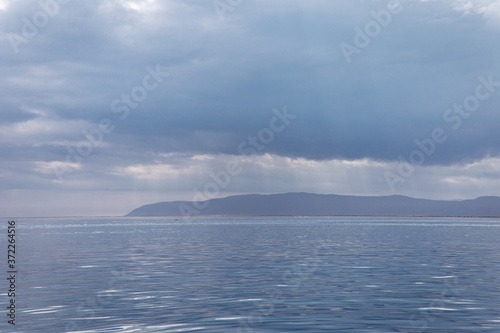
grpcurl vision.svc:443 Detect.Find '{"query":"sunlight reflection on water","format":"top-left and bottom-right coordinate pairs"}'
top-left (9, 216), bottom-right (500, 332)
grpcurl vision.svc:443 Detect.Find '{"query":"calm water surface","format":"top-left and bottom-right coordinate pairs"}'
top-left (4, 216), bottom-right (500, 332)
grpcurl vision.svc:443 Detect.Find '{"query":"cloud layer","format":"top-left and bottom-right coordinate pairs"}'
top-left (1, 0), bottom-right (499, 216)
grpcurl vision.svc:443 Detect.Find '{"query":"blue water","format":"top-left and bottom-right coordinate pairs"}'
top-left (4, 216), bottom-right (500, 332)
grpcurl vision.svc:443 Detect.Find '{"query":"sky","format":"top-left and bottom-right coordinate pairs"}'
top-left (1, 0), bottom-right (500, 217)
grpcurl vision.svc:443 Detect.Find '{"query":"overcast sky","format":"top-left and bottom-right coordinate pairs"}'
top-left (1, 0), bottom-right (500, 216)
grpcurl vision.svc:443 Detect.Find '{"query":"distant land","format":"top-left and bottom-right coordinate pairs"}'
top-left (126, 193), bottom-right (500, 217)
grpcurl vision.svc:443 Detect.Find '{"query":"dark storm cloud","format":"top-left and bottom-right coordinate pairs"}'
top-left (1, 0), bottom-right (500, 180)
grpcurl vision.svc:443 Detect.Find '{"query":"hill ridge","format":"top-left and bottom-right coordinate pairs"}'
top-left (126, 192), bottom-right (500, 217)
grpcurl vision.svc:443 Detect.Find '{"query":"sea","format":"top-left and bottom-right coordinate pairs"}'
top-left (3, 216), bottom-right (500, 332)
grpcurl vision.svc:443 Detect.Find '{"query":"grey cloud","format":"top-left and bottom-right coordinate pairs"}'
top-left (1, 0), bottom-right (500, 215)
